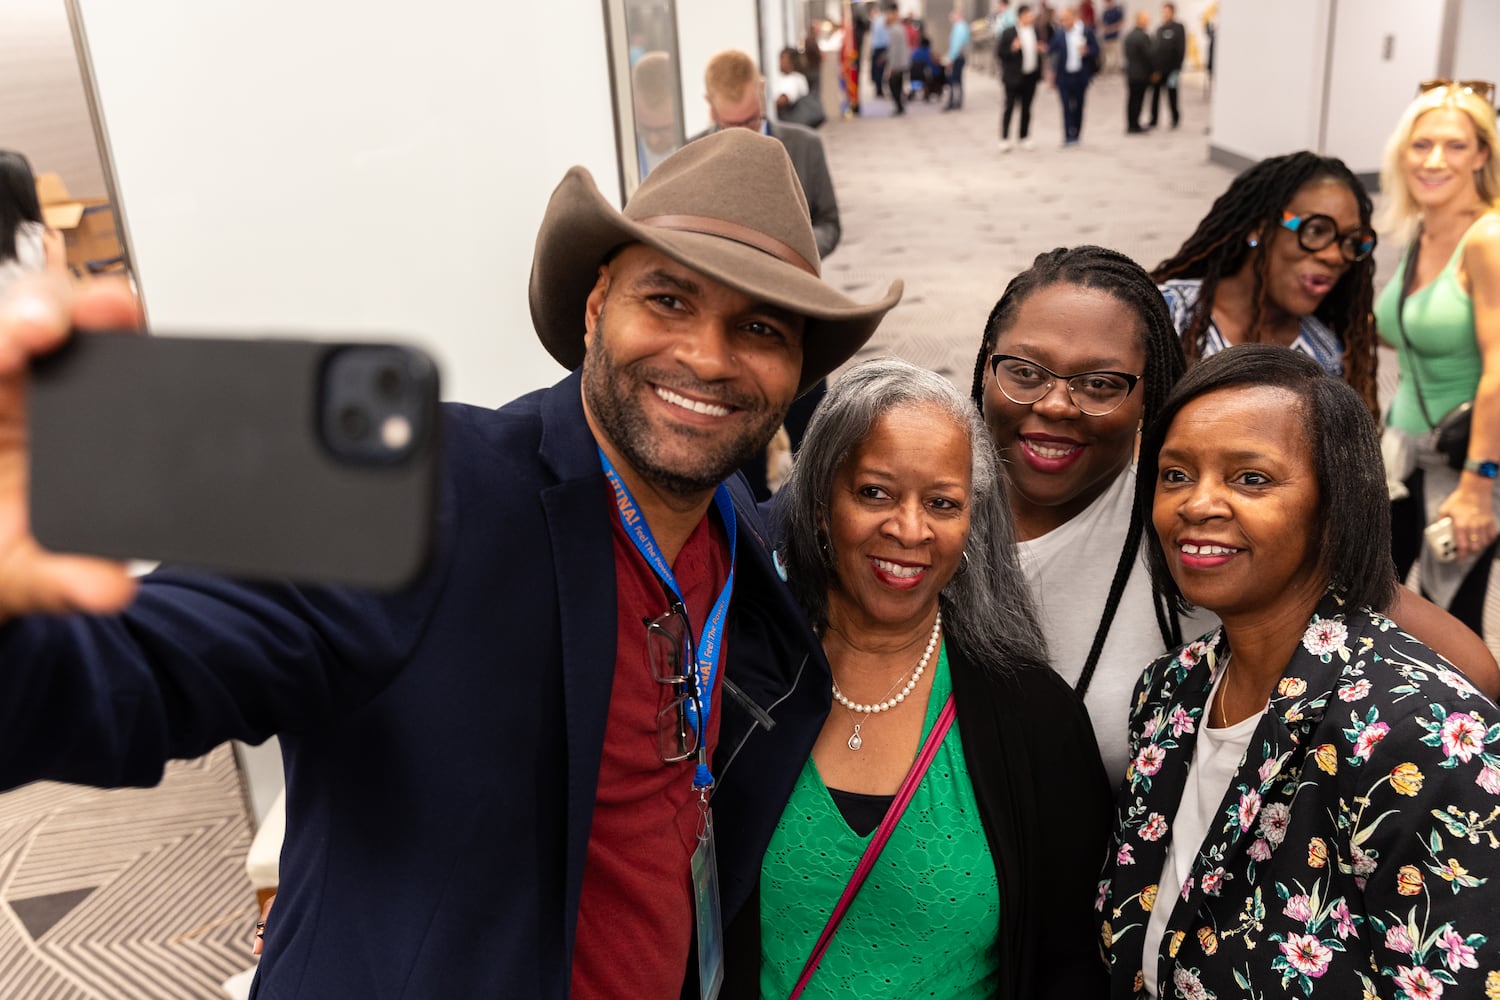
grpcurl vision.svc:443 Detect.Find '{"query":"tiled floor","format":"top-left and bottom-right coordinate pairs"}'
top-left (0, 59), bottom-right (1491, 999)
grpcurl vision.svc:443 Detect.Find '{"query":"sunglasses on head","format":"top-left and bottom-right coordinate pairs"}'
top-left (1419, 78), bottom-right (1497, 105)
top-left (1279, 212), bottom-right (1377, 263)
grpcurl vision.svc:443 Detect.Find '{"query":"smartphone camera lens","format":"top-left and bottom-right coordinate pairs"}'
top-left (339, 405), bottom-right (372, 443)
top-left (374, 366), bottom-right (404, 400)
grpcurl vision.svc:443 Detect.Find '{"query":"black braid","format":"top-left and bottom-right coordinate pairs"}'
top-left (971, 246), bottom-right (1187, 697)
top-left (1152, 151), bottom-right (1380, 415)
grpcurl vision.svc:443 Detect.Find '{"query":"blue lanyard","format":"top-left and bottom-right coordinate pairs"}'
top-left (599, 448), bottom-right (737, 790)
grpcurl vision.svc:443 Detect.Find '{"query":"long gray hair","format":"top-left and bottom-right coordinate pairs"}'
top-left (775, 357), bottom-right (1048, 672)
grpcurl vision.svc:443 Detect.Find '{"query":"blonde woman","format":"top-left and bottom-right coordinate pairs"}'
top-left (1376, 80), bottom-right (1500, 639)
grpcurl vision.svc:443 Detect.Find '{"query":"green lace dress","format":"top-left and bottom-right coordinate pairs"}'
top-left (758, 644), bottom-right (1000, 998)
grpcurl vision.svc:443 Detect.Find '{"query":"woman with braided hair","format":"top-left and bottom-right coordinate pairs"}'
top-left (1152, 151), bottom-right (1381, 414)
top-left (971, 246), bottom-right (1498, 783)
top-left (971, 246), bottom-right (1205, 780)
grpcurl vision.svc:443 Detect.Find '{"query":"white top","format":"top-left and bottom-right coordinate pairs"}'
top-left (1063, 22), bottom-right (1087, 73)
top-left (1017, 466), bottom-right (1217, 783)
top-left (773, 71), bottom-right (809, 105)
top-left (1141, 664), bottom-right (1260, 996)
top-left (0, 220), bottom-right (47, 302)
top-left (1018, 25), bottom-right (1038, 74)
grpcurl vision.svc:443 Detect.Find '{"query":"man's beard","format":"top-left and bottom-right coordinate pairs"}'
top-left (581, 307), bottom-right (790, 498)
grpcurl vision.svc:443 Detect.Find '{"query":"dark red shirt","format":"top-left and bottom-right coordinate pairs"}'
top-left (570, 505), bottom-right (729, 1000)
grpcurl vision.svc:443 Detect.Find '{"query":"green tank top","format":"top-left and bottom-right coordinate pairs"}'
top-left (758, 644), bottom-right (1000, 999)
top-left (1375, 217), bottom-right (1489, 436)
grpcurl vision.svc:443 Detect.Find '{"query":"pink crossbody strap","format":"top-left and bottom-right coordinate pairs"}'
top-left (788, 694), bottom-right (957, 999)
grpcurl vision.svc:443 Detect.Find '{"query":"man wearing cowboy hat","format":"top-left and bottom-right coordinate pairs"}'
top-left (0, 129), bottom-right (899, 998)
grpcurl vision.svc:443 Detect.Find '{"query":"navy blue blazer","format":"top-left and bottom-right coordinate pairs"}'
top-left (0, 369), bottom-right (831, 998)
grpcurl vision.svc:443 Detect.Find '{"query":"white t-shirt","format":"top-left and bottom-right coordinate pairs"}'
top-left (774, 71), bottom-right (810, 105)
top-left (1141, 664), bottom-right (1259, 997)
top-left (1017, 466), bottom-right (1217, 783)
top-left (1018, 25), bottom-right (1038, 74)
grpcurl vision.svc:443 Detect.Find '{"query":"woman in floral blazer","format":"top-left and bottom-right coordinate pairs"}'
top-left (1099, 346), bottom-right (1500, 999)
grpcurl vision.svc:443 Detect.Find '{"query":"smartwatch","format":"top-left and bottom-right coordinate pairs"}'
top-left (1463, 458), bottom-right (1500, 479)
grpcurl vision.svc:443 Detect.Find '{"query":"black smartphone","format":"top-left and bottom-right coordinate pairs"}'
top-left (28, 331), bottom-right (441, 590)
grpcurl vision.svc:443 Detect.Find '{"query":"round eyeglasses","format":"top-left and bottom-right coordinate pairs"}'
top-left (1279, 212), bottom-right (1377, 263)
top-left (988, 354), bottom-right (1143, 416)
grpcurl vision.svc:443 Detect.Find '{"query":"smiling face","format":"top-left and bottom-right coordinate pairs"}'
top-left (1152, 385), bottom-right (1325, 628)
top-left (1404, 106), bottom-right (1490, 212)
top-left (981, 282), bottom-right (1147, 539)
top-left (1261, 177), bottom-right (1362, 319)
top-left (825, 402), bottom-right (973, 635)
top-left (581, 244), bottom-right (804, 499)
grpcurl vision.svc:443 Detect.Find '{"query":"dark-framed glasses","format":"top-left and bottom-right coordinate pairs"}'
top-left (988, 354), bottom-right (1143, 416)
top-left (644, 602), bottom-right (702, 764)
top-left (1279, 212), bottom-right (1377, 263)
top-left (1419, 78), bottom-right (1497, 105)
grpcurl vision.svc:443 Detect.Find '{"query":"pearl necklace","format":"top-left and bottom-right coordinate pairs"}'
top-left (831, 611), bottom-right (942, 751)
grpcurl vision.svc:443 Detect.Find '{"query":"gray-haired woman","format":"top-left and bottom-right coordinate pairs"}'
top-left (733, 357), bottom-right (1111, 1000)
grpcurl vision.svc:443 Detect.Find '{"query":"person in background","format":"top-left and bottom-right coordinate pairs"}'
top-left (0, 150), bottom-right (67, 299)
top-left (909, 35), bottom-right (946, 103)
top-left (997, 4), bottom-right (1045, 152)
top-left (631, 52), bottom-right (680, 178)
top-left (1376, 80), bottom-right (1500, 641)
top-left (1147, 1), bottom-right (1184, 129)
top-left (1100, 345), bottom-right (1500, 998)
top-left (868, 1), bottom-right (890, 99)
top-left (944, 8), bottom-right (971, 111)
top-left (1047, 5), bottom-right (1100, 147)
top-left (1153, 151), bottom-right (1381, 413)
top-left (742, 358), bottom-right (1110, 999)
top-left (773, 46), bottom-right (825, 128)
top-left (883, 3), bottom-right (911, 116)
top-left (803, 20), bottom-right (824, 101)
top-left (1123, 10), bottom-right (1153, 134)
top-left (1099, 0), bottom-right (1125, 71)
top-left (993, 0), bottom-right (1017, 33)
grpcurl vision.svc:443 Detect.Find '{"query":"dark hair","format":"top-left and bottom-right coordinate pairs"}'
top-left (1151, 151), bottom-right (1379, 416)
top-left (779, 357), bottom-right (1048, 673)
top-left (1137, 344), bottom-right (1397, 615)
top-left (779, 46), bottom-right (803, 71)
top-left (968, 245), bottom-right (1187, 694)
top-left (0, 150), bottom-right (45, 265)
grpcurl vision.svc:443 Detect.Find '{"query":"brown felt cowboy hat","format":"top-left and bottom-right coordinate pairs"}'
top-left (529, 128), bottom-right (902, 394)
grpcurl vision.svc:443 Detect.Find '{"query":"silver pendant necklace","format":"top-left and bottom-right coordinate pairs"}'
top-left (831, 612), bottom-right (942, 751)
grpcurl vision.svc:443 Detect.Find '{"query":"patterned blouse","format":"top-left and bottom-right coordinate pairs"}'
top-left (1098, 593), bottom-right (1500, 999)
top-left (1158, 278), bottom-right (1344, 379)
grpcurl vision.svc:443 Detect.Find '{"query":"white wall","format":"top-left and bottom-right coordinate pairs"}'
top-left (1322, 0), bottom-right (1444, 175)
top-left (677, 0), bottom-right (762, 136)
top-left (0, 0), bottom-right (105, 198)
top-left (1209, 0), bottom-right (1455, 175)
top-left (72, 0), bottom-right (619, 408)
top-left (1209, 0), bottom-right (1328, 162)
top-left (1452, 0), bottom-right (1500, 87)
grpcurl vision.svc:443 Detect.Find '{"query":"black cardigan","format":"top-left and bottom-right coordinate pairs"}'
top-left (721, 642), bottom-right (1114, 999)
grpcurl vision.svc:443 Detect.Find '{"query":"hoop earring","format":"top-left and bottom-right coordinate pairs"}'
top-left (956, 551), bottom-right (970, 576)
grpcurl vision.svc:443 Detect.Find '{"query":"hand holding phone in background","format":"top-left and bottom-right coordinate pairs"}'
top-left (1425, 516), bottom-right (1459, 562)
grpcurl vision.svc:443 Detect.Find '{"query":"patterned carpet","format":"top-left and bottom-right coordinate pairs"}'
top-left (0, 746), bottom-right (258, 999)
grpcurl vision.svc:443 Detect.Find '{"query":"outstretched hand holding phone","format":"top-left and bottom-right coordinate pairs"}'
top-left (0, 276), bottom-right (141, 618)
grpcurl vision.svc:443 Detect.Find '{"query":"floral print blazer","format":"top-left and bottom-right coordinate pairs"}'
top-left (1098, 593), bottom-right (1500, 999)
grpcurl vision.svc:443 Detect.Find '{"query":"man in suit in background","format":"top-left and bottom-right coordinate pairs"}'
top-left (996, 3), bottom-right (1045, 152)
top-left (1047, 5), bottom-right (1099, 147)
top-left (1149, 1), bottom-right (1186, 128)
top-left (698, 48), bottom-right (843, 501)
top-left (1124, 10), bottom-right (1154, 133)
